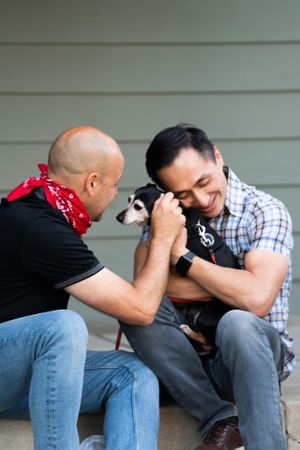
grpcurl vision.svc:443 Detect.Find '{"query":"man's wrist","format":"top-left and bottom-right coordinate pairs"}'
top-left (175, 251), bottom-right (196, 277)
top-left (171, 247), bottom-right (189, 266)
top-left (150, 235), bottom-right (174, 247)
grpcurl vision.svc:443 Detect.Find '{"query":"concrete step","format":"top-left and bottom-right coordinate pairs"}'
top-left (0, 405), bottom-right (199, 450)
top-left (0, 407), bottom-right (199, 450)
top-left (0, 400), bottom-right (300, 449)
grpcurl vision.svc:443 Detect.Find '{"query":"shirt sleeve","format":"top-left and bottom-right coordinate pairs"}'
top-left (247, 198), bottom-right (293, 257)
top-left (21, 213), bottom-right (104, 289)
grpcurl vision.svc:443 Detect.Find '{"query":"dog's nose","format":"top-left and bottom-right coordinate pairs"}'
top-left (116, 210), bottom-right (125, 223)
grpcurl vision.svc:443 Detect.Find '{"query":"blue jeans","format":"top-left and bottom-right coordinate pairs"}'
top-left (0, 310), bottom-right (159, 450)
top-left (121, 297), bottom-right (287, 450)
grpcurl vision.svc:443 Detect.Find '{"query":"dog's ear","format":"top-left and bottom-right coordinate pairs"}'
top-left (145, 182), bottom-right (165, 194)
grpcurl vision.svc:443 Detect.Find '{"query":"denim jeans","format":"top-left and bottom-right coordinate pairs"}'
top-left (0, 310), bottom-right (159, 450)
top-left (121, 297), bottom-right (287, 450)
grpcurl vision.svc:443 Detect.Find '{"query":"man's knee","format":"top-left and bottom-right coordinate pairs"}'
top-left (134, 361), bottom-right (159, 391)
top-left (127, 358), bottom-right (159, 402)
top-left (44, 309), bottom-right (88, 351)
top-left (216, 309), bottom-right (258, 349)
top-left (110, 351), bottom-right (159, 395)
top-left (121, 297), bottom-right (180, 337)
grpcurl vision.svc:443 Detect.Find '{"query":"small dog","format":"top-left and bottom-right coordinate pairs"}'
top-left (116, 184), bottom-right (162, 226)
top-left (117, 183), bottom-right (238, 354)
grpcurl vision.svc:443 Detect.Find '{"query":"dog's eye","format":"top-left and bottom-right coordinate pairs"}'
top-left (133, 204), bottom-right (143, 211)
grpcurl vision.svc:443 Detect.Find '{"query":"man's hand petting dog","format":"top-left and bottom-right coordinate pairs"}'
top-left (150, 192), bottom-right (186, 245)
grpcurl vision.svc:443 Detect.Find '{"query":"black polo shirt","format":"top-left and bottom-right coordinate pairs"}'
top-left (0, 192), bottom-right (104, 323)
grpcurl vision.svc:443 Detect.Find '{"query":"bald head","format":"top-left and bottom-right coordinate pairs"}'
top-left (47, 126), bottom-right (124, 221)
top-left (48, 125), bottom-right (123, 182)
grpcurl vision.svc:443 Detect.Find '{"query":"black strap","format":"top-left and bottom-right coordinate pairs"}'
top-left (183, 207), bottom-right (240, 269)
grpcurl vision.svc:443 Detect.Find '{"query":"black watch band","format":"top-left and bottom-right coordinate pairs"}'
top-left (175, 251), bottom-right (196, 277)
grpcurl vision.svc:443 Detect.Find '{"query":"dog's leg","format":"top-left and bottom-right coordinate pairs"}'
top-left (180, 324), bottom-right (211, 351)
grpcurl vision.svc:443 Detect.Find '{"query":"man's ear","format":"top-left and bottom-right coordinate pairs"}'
top-left (213, 146), bottom-right (224, 165)
top-left (85, 172), bottom-right (101, 196)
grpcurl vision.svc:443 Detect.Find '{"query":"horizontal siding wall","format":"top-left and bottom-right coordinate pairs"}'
top-left (0, 0), bottom-right (300, 43)
top-left (1, 44), bottom-right (300, 93)
top-left (0, 0), bottom-right (299, 324)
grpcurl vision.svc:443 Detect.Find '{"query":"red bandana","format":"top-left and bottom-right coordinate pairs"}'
top-left (6, 164), bottom-right (92, 236)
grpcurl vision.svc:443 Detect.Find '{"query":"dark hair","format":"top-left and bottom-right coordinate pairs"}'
top-left (145, 124), bottom-right (215, 188)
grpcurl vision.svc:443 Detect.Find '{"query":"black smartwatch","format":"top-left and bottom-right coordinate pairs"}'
top-left (175, 251), bottom-right (196, 276)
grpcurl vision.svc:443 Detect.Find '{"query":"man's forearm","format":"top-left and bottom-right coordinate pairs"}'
top-left (186, 250), bottom-right (288, 316)
top-left (165, 268), bottom-right (211, 299)
top-left (132, 237), bottom-right (173, 319)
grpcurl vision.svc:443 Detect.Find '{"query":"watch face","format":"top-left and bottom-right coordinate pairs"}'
top-left (175, 252), bottom-right (195, 276)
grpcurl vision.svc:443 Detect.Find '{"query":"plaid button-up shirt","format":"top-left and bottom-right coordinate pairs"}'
top-left (209, 168), bottom-right (295, 381)
top-left (141, 167), bottom-right (295, 380)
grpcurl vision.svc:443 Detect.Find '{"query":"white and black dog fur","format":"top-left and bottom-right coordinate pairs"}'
top-left (116, 183), bottom-right (162, 227)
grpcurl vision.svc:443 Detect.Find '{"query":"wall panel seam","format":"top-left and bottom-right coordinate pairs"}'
top-left (1, 41), bottom-right (300, 46)
top-left (1, 90), bottom-right (300, 96)
top-left (1, 137), bottom-right (300, 145)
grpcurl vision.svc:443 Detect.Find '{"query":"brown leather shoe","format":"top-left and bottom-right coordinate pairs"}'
top-left (194, 417), bottom-right (244, 450)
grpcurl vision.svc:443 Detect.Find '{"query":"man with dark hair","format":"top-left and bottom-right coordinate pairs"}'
top-left (121, 125), bottom-right (294, 450)
top-left (0, 125), bottom-right (185, 450)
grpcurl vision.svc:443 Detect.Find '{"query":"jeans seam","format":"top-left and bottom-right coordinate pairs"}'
top-left (131, 372), bottom-right (139, 450)
top-left (84, 364), bottom-right (139, 450)
top-left (48, 352), bottom-right (56, 449)
top-left (219, 314), bottom-right (286, 449)
top-left (257, 321), bottom-right (285, 446)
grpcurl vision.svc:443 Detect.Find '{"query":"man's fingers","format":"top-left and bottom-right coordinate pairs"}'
top-left (153, 192), bottom-right (181, 212)
top-left (150, 190), bottom-right (185, 243)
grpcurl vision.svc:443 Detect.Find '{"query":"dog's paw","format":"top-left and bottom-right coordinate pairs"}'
top-left (180, 324), bottom-right (211, 351)
top-left (180, 324), bottom-right (193, 335)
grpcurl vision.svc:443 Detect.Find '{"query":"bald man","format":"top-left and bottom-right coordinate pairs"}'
top-left (0, 126), bottom-right (185, 450)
